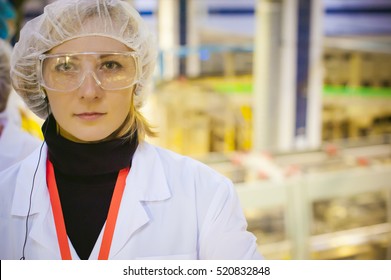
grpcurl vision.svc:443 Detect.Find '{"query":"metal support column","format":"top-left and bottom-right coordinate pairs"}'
top-left (252, 0), bottom-right (283, 152)
top-left (294, 0), bottom-right (324, 150)
top-left (278, 0), bottom-right (298, 151)
top-left (185, 0), bottom-right (201, 77)
top-left (158, 0), bottom-right (179, 80)
top-left (306, 0), bottom-right (324, 150)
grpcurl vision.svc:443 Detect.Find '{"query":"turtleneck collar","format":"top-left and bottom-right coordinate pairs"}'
top-left (42, 114), bottom-right (138, 176)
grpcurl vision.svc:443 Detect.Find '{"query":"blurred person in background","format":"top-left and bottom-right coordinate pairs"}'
top-left (0, 0), bottom-right (15, 41)
top-left (0, 0), bottom-right (262, 260)
top-left (0, 0), bottom-right (20, 127)
top-left (0, 0), bottom-right (43, 139)
top-left (0, 38), bottom-right (41, 171)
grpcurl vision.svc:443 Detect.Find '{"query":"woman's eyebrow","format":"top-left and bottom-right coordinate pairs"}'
top-left (98, 53), bottom-right (124, 59)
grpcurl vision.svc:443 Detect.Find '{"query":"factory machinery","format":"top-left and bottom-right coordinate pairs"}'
top-left (202, 137), bottom-right (391, 260)
top-left (150, 40), bottom-right (391, 259)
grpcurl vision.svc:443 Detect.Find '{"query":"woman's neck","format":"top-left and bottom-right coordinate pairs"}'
top-left (58, 125), bottom-right (86, 143)
top-left (43, 114), bottom-right (138, 175)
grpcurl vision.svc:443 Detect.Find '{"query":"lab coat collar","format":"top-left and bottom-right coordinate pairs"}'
top-left (107, 142), bottom-right (172, 257)
top-left (10, 142), bottom-right (172, 259)
top-left (130, 142), bottom-right (171, 202)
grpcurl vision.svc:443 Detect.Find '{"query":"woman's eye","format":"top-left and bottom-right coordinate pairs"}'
top-left (101, 61), bottom-right (122, 70)
top-left (55, 63), bottom-right (76, 72)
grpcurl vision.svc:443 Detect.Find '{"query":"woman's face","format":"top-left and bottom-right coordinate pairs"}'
top-left (44, 36), bottom-right (135, 142)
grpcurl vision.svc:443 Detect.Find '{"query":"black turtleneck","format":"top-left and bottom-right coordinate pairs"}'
top-left (42, 115), bottom-right (138, 260)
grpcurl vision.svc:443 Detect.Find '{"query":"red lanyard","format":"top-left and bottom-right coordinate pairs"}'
top-left (46, 159), bottom-right (130, 260)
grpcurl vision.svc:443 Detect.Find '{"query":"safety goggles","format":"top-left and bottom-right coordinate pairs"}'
top-left (38, 51), bottom-right (140, 92)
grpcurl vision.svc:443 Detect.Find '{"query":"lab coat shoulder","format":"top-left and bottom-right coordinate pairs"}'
top-left (145, 143), bottom-right (262, 259)
top-left (0, 145), bottom-right (38, 211)
top-left (0, 121), bottom-right (42, 171)
top-left (153, 143), bottom-right (231, 191)
top-left (151, 143), bottom-right (235, 216)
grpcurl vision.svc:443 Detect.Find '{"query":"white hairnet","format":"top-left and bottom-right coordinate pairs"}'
top-left (0, 38), bottom-right (12, 112)
top-left (11, 0), bottom-right (157, 119)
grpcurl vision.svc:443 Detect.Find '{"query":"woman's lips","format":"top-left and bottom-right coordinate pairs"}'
top-left (74, 112), bottom-right (106, 121)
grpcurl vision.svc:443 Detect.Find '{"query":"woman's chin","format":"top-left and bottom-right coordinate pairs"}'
top-left (60, 128), bottom-right (109, 143)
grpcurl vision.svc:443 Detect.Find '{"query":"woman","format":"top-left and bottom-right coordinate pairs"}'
top-left (0, 0), bottom-right (262, 260)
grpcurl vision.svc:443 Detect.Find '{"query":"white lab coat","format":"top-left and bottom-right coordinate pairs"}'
top-left (0, 142), bottom-right (262, 260)
top-left (0, 110), bottom-right (41, 172)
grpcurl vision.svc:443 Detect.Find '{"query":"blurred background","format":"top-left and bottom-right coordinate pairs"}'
top-left (3, 0), bottom-right (391, 259)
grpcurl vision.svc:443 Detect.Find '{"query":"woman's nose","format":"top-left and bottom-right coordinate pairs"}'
top-left (77, 71), bottom-right (103, 100)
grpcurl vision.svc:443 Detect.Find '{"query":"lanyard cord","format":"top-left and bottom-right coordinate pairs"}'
top-left (21, 109), bottom-right (50, 260)
top-left (46, 159), bottom-right (130, 260)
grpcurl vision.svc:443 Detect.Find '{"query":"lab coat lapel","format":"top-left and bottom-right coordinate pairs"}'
top-left (28, 202), bottom-right (62, 258)
top-left (108, 142), bottom-right (171, 258)
top-left (10, 145), bottom-right (62, 258)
